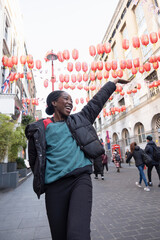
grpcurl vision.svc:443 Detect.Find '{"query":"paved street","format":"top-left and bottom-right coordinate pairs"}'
top-left (0, 164), bottom-right (160, 240)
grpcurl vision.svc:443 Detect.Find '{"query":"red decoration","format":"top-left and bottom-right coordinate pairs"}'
top-left (137, 83), bottom-right (141, 90)
top-left (133, 58), bottom-right (140, 68)
top-left (70, 84), bottom-right (76, 90)
top-left (116, 85), bottom-right (122, 92)
top-left (77, 84), bottom-right (83, 90)
top-left (103, 71), bottom-right (109, 79)
top-left (57, 51), bottom-right (64, 62)
top-left (28, 62), bottom-right (34, 70)
top-left (75, 62), bottom-right (81, 72)
top-left (64, 83), bottom-right (69, 89)
top-left (97, 43), bottom-right (104, 55)
top-left (111, 71), bottom-right (117, 78)
top-left (67, 62), bottom-right (73, 72)
top-left (27, 72), bottom-right (32, 81)
top-left (90, 71), bottom-right (96, 81)
top-left (139, 65), bottom-right (144, 74)
top-left (44, 79), bottom-right (48, 88)
top-left (105, 61), bottom-right (111, 71)
top-left (80, 98), bottom-right (84, 104)
top-left (144, 62), bottom-right (151, 72)
top-left (83, 73), bottom-right (88, 82)
top-left (149, 32), bottom-right (158, 44)
top-left (59, 74), bottom-right (64, 83)
top-left (27, 55), bottom-right (33, 65)
top-left (149, 56), bottom-right (157, 63)
top-left (97, 71), bottom-right (103, 80)
top-left (132, 67), bottom-right (137, 75)
top-left (89, 45), bottom-right (96, 57)
top-left (82, 62), bottom-right (88, 72)
top-left (59, 82), bottom-right (63, 90)
top-left (127, 90), bottom-right (132, 94)
top-left (20, 55), bottom-right (26, 65)
top-left (111, 60), bottom-right (117, 71)
top-left (64, 74), bottom-right (70, 83)
top-left (120, 91), bottom-right (125, 96)
top-left (20, 73), bottom-right (24, 78)
top-left (132, 36), bottom-right (140, 48)
top-left (153, 61), bottom-right (159, 70)
top-left (63, 50), bottom-right (70, 60)
top-left (75, 98), bottom-right (79, 104)
top-left (84, 86), bottom-right (89, 91)
top-left (35, 60), bottom-right (42, 70)
top-left (2, 56), bottom-right (8, 67)
top-left (122, 39), bottom-right (129, 50)
top-left (97, 61), bottom-right (103, 71)
top-left (103, 42), bottom-right (111, 54)
top-left (71, 74), bottom-right (76, 83)
top-left (117, 69), bottom-right (123, 78)
top-left (90, 85), bottom-right (96, 91)
top-left (72, 49), bottom-right (79, 60)
top-left (141, 34), bottom-right (149, 46)
top-left (77, 73), bottom-right (82, 82)
top-left (26, 99), bottom-right (30, 104)
top-left (120, 60), bottom-right (126, 70)
top-left (7, 58), bottom-right (13, 68)
top-left (132, 89), bottom-right (137, 93)
top-left (91, 61), bottom-right (97, 71)
top-left (12, 56), bottom-right (18, 65)
top-left (126, 59), bottom-right (132, 69)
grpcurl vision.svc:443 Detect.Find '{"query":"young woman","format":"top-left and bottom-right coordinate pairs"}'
top-left (126, 142), bottom-right (150, 192)
top-left (25, 79), bottom-right (117, 240)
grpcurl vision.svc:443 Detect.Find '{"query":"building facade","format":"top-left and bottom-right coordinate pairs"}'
top-left (88, 0), bottom-right (160, 160)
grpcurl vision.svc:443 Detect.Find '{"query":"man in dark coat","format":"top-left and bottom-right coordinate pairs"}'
top-left (145, 135), bottom-right (160, 187)
top-left (93, 155), bottom-right (104, 180)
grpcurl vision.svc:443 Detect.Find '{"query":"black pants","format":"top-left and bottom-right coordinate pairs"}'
top-left (147, 163), bottom-right (160, 182)
top-left (45, 173), bottom-right (92, 240)
top-left (102, 163), bottom-right (108, 171)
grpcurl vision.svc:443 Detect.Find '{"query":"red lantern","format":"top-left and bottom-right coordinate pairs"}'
top-left (120, 91), bottom-right (125, 96)
top-left (153, 61), bottom-right (159, 70)
top-left (105, 61), bottom-right (111, 71)
top-left (26, 99), bottom-right (30, 104)
top-left (127, 90), bottom-right (132, 94)
top-left (20, 73), bottom-right (24, 78)
top-left (111, 60), bottom-right (117, 71)
top-left (73, 106), bottom-right (76, 112)
top-left (149, 32), bottom-right (158, 44)
top-left (97, 71), bottom-right (103, 80)
top-left (71, 74), bottom-right (76, 83)
top-left (67, 62), bottom-right (73, 72)
top-left (144, 62), bottom-right (151, 72)
top-left (64, 74), bottom-right (70, 83)
top-left (109, 96), bottom-right (113, 101)
top-left (89, 45), bottom-right (96, 57)
top-left (122, 105), bottom-right (126, 111)
top-left (97, 43), bottom-right (104, 55)
top-left (90, 71), bottom-right (95, 81)
top-left (111, 70), bottom-right (117, 78)
top-left (157, 56), bottom-right (160, 62)
top-left (28, 62), bottom-right (34, 70)
top-left (27, 55), bottom-right (33, 64)
top-left (57, 51), bottom-right (64, 62)
top-left (44, 79), bottom-right (48, 88)
top-left (149, 56), bottom-right (157, 63)
top-left (7, 58), bottom-right (13, 68)
top-left (120, 60), bottom-right (126, 70)
top-left (153, 81), bottom-right (158, 87)
top-left (27, 72), bottom-right (32, 81)
top-left (133, 58), bottom-right (140, 68)
top-left (82, 62), bottom-right (88, 72)
top-left (80, 98), bottom-right (84, 104)
top-left (2, 56), bottom-right (8, 67)
top-left (12, 56), bottom-right (18, 65)
top-left (32, 99), bottom-right (36, 105)
top-left (91, 61), bottom-right (97, 71)
top-left (20, 55), bottom-right (26, 65)
top-left (14, 73), bottom-right (20, 81)
top-left (83, 73), bottom-right (88, 82)
top-left (137, 83), bottom-right (141, 90)
top-left (103, 42), bottom-right (111, 54)
top-left (70, 84), bottom-right (76, 90)
top-left (9, 72), bottom-right (15, 83)
top-left (132, 67), bottom-right (137, 75)
top-left (72, 49), bottom-right (79, 60)
top-left (84, 86), bottom-right (89, 91)
top-left (59, 82), bottom-right (63, 90)
top-left (116, 85), bottom-right (122, 92)
top-left (77, 84), bottom-right (83, 90)
top-left (132, 36), bottom-right (140, 48)
top-left (77, 73), bottom-right (82, 82)
top-left (90, 85), bottom-right (96, 91)
top-left (75, 98), bottom-right (79, 104)
top-left (75, 62), bottom-right (81, 72)
top-left (35, 60), bottom-right (42, 70)
top-left (97, 61), bottom-right (103, 71)
top-left (63, 50), bottom-right (70, 60)
top-left (132, 89), bottom-right (137, 93)
top-left (139, 65), bottom-right (144, 74)
top-left (122, 39), bottom-right (129, 50)
top-left (149, 83), bottom-right (154, 89)
top-left (59, 74), bottom-right (64, 83)
top-left (64, 83), bottom-right (69, 89)
top-left (103, 71), bottom-right (109, 80)
top-left (141, 34), bottom-right (149, 46)
top-left (117, 69), bottom-right (123, 78)
top-left (126, 59), bottom-right (132, 69)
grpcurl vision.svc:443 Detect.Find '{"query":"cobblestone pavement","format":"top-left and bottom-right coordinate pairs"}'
top-left (0, 164), bottom-right (160, 240)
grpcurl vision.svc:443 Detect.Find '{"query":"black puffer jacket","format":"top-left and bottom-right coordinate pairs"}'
top-left (25, 81), bottom-right (116, 198)
top-left (145, 140), bottom-right (157, 164)
top-left (126, 146), bottom-right (144, 167)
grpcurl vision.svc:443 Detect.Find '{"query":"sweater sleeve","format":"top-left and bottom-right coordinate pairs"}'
top-left (80, 81), bottom-right (116, 124)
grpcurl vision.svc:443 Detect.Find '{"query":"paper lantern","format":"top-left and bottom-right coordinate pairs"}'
top-left (103, 71), bottom-right (109, 80)
top-left (57, 51), bottom-right (64, 62)
top-left (71, 74), bottom-right (76, 83)
top-left (89, 45), bottom-right (96, 57)
top-left (132, 67), bottom-right (137, 75)
top-left (91, 61), bottom-right (97, 71)
top-left (141, 34), bottom-right (149, 46)
top-left (82, 62), bottom-right (88, 72)
top-left (75, 98), bottom-right (79, 104)
top-left (77, 73), bottom-right (82, 82)
top-left (97, 43), bottom-right (104, 55)
top-left (64, 74), bottom-right (70, 83)
top-left (67, 62), bottom-right (73, 72)
top-left (28, 62), bottom-right (34, 70)
top-left (44, 79), bottom-right (48, 88)
top-left (97, 61), bottom-right (103, 71)
top-left (90, 71), bottom-right (96, 81)
top-left (20, 55), bottom-right (26, 65)
top-left (14, 73), bottom-right (20, 81)
top-left (70, 84), bottom-right (76, 90)
top-left (111, 70), bottom-right (117, 78)
top-left (149, 32), bottom-right (158, 44)
top-left (26, 99), bottom-right (30, 104)
top-left (144, 62), bottom-right (151, 72)
top-left (137, 83), bottom-right (141, 90)
top-left (126, 59), bottom-right (132, 69)
top-left (105, 61), bottom-right (111, 71)
top-left (63, 50), bottom-right (70, 60)
top-left (122, 39), bottom-right (129, 50)
top-left (149, 56), bottom-right (157, 63)
top-left (59, 82), bottom-right (63, 90)
top-left (75, 62), bottom-right (81, 72)
top-left (132, 36), bottom-right (140, 48)
top-left (59, 74), bottom-right (64, 83)
top-left (139, 65), bottom-right (144, 74)
top-left (120, 60), bottom-right (126, 70)
top-left (83, 73), bottom-right (88, 82)
top-left (27, 55), bottom-right (33, 64)
top-left (153, 61), bottom-right (159, 70)
top-left (20, 73), bottom-right (24, 78)
top-left (103, 42), bottom-right (111, 54)
top-left (7, 58), bottom-right (13, 68)
top-left (97, 71), bottom-right (103, 80)
top-left (127, 90), bottom-right (132, 94)
top-left (90, 85), bottom-right (96, 91)
top-left (2, 56), bottom-right (8, 67)
top-left (111, 60), bottom-right (117, 71)
top-left (120, 91), bottom-right (125, 96)
top-left (117, 69), bottom-right (123, 78)
top-left (84, 86), bottom-right (89, 91)
top-left (27, 72), bottom-right (32, 81)
top-left (80, 98), bottom-right (84, 104)
top-left (12, 56), bottom-right (18, 65)
top-left (64, 83), bottom-right (69, 89)
top-left (72, 49), bottom-right (79, 60)
top-left (133, 58), bottom-right (140, 68)
top-left (132, 89), bottom-right (137, 93)
top-left (35, 60), bottom-right (42, 70)
top-left (77, 84), bottom-right (83, 90)
top-left (116, 85), bottom-right (122, 92)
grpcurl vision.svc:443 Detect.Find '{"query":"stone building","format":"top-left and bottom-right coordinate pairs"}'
top-left (88, 0), bottom-right (160, 160)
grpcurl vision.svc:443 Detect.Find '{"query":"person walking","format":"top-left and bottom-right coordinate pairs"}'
top-left (93, 154), bottom-right (104, 180)
top-left (125, 149), bottom-right (131, 166)
top-left (102, 153), bottom-right (108, 172)
top-left (112, 150), bottom-right (121, 172)
top-left (25, 79), bottom-right (117, 240)
top-left (145, 135), bottom-right (160, 187)
top-left (126, 142), bottom-right (150, 191)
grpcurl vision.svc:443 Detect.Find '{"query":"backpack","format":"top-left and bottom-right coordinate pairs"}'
top-left (142, 152), bottom-right (152, 167)
top-left (152, 145), bottom-right (160, 162)
top-left (115, 154), bottom-right (121, 162)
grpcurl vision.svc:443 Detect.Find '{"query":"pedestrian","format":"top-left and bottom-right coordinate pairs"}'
top-left (126, 142), bottom-right (150, 191)
top-left (93, 154), bottom-right (104, 180)
top-left (145, 135), bottom-right (160, 187)
top-left (112, 150), bottom-right (121, 172)
top-left (125, 149), bottom-right (131, 166)
top-left (102, 153), bottom-right (108, 172)
top-left (25, 79), bottom-right (117, 240)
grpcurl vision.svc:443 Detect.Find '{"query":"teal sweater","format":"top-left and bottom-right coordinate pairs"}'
top-left (45, 121), bottom-right (92, 184)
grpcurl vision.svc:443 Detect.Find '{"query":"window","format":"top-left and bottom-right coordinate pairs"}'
top-left (135, 122), bottom-right (146, 143)
top-left (113, 133), bottom-right (119, 144)
top-left (146, 71), bottom-right (159, 97)
top-left (122, 129), bottom-right (130, 146)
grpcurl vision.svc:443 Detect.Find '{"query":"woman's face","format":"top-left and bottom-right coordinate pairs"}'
top-left (52, 92), bottom-right (73, 117)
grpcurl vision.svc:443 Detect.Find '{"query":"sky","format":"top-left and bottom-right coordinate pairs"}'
top-left (19, 0), bottom-right (119, 116)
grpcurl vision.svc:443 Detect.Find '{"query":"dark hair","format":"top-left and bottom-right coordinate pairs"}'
top-left (45, 90), bottom-right (64, 115)
top-left (130, 142), bottom-right (137, 153)
top-left (146, 135), bottom-right (152, 141)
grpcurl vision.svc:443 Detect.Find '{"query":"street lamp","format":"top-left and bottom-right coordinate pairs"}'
top-left (46, 50), bottom-right (58, 91)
